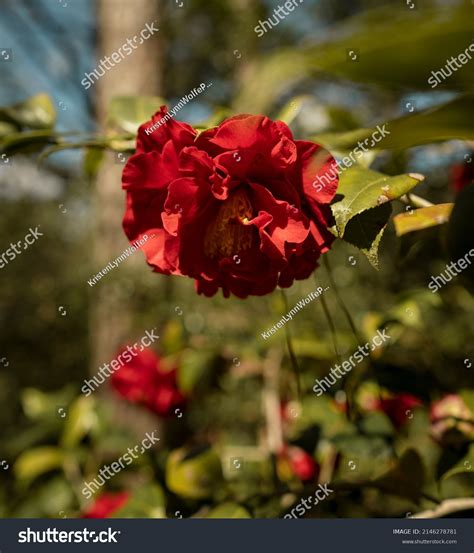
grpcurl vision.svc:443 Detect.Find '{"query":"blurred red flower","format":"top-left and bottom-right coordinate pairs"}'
top-left (279, 445), bottom-right (318, 482)
top-left (451, 156), bottom-right (474, 193)
top-left (377, 393), bottom-right (423, 429)
top-left (122, 107), bottom-right (338, 298)
top-left (111, 348), bottom-right (185, 417)
top-left (82, 492), bottom-right (129, 518)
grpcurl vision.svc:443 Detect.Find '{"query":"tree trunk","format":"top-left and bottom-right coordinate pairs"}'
top-left (91, 0), bottom-right (163, 372)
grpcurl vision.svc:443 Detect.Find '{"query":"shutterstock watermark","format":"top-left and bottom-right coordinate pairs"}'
top-left (18, 528), bottom-right (120, 544)
top-left (428, 249), bottom-right (474, 293)
top-left (87, 234), bottom-right (149, 287)
top-left (313, 329), bottom-right (391, 396)
top-left (261, 286), bottom-right (329, 340)
top-left (283, 482), bottom-right (333, 518)
top-left (81, 430), bottom-right (160, 499)
top-left (312, 125), bottom-right (390, 192)
top-left (428, 40), bottom-right (474, 89)
top-left (254, 0), bottom-right (305, 37)
top-left (0, 226), bottom-right (43, 270)
top-left (81, 20), bottom-right (159, 90)
top-left (144, 82), bottom-right (209, 136)
top-left (81, 327), bottom-right (159, 396)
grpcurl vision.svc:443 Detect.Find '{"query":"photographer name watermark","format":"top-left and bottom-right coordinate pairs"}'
top-left (261, 286), bottom-right (329, 340)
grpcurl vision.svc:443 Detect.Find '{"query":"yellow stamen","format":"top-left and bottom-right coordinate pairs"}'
top-left (204, 190), bottom-right (254, 258)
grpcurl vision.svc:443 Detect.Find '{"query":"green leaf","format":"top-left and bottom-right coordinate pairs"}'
top-left (83, 147), bottom-right (105, 178)
top-left (205, 502), bottom-right (251, 519)
top-left (60, 396), bottom-right (97, 449)
top-left (14, 447), bottom-right (64, 483)
top-left (108, 96), bottom-right (166, 133)
top-left (112, 485), bottom-right (166, 518)
top-left (166, 446), bottom-right (223, 500)
top-left (330, 168), bottom-right (423, 266)
top-left (334, 435), bottom-right (393, 481)
top-left (394, 203), bottom-right (453, 236)
top-left (304, 4), bottom-right (473, 91)
top-left (315, 96), bottom-right (474, 152)
top-left (440, 472), bottom-right (474, 500)
top-left (235, 4), bottom-right (473, 112)
top-left (21, 386), bottom-right (76, 422)
top-left (274, 95), bottom-right (309, 126)
top-left (1, 130), bottom-right (59, 156)
top-left (178, 349), bottom-right (217, 394)
top-left (373, 449), bottom-right (425, 503)
top-left (0, 93), bottom-right (56, 129)
top-left (340, 204), bottom-right (391, 269)
top-left (441, 444), bottom-right (474, 482)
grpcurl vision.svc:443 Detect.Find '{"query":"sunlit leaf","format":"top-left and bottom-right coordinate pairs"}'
top-left (166, 446), bottom-right (223, 500)
top-left (314, 96), bottom-right (474, 152)
top-left (394, 203), bottom-right (453, 236)
top-left (60, 396), bottom-right (97, 449)
top-left (108, 96), bottom-right (166, 133)
top-left (14, 447), bottom-right (64, 483)
top-left (0, 93), bottom-right (56, 129)
top-left (332, 168), bottom-right (423, 237)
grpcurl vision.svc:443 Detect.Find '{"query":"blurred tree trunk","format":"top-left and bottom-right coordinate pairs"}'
top-left (91, 0), bottom-right (163, 372)
top-left (230, 0), bottom-right (261, 88)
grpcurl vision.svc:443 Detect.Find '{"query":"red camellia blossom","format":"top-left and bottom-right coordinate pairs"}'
top-left (82, 492), bottom-right (129, 518)
top-left (278, 445), bottom-right (318, 482)
top-left (122, 107), bottom-right (338, 298)
top-left (378, 393), bottom-right (423, 429)
top-left (111, 348), bottom-right (185, 417)
top-left (451, 156), bottom-right (474, 193)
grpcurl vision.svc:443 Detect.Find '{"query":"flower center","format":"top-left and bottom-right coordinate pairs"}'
top-left (204, 189), bottom-right (254, 259)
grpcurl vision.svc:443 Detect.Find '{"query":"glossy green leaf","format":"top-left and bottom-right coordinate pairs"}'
top-left (235, 4), bottom-right (473, 112)
top-left (331, 167), bottom-right (424, 266)
top-left (315, 96), bottom-right (474, 152)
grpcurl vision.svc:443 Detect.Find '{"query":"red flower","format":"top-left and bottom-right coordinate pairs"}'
top-left (451, 156), bottom-right (474, 193)
top-left (378, 393), bottom-right (423, 429)
top-left (279, 445), bottom-right (318, 482)
top-left (82, 492), bottom-right (129, 518)
top-left (111, 348), bottom-right (185, 417)
top-left (122, 107), bottom-right (338, 298)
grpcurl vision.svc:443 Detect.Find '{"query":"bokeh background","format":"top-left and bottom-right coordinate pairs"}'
top-left (0, 0), bottom-right (473, 518)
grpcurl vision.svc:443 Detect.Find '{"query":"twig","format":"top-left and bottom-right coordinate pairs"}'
top-left (400, 193), bottom-right (434, 209)
top-left (411, 498), bottom-right (474, 518)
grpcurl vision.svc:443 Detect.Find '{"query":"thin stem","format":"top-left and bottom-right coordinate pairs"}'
top-left (318, 283), bottom-right (342, 365)
top-left (323, 256), bottom-right (362, 344)
top-left (400, 193), bottom-right (434, 209)
top-left (280, 290), bottom-right (301, 397)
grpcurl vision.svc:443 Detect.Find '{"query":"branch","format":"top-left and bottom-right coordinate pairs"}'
top-left (411, 498), bottom-right (474, 519)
